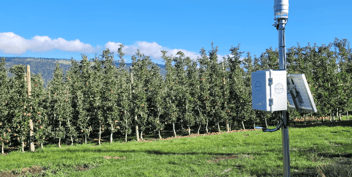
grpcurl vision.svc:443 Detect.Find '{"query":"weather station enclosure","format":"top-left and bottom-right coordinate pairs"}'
top-left (252, 69), bottom-right (287, 113)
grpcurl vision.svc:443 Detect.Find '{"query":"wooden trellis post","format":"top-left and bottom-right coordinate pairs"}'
top-left (25, 65), bottom-right (35, 152)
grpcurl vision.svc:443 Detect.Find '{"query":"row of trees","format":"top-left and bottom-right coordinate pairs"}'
top-left (0, 38), bottom-right (351, 153)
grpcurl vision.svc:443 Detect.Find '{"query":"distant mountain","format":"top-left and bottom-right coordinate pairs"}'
top-left (1, 57), bottom-right (167, 89)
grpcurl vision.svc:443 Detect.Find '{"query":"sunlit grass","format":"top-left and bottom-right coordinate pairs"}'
top-left (0, 120), bottom-right (351, 177)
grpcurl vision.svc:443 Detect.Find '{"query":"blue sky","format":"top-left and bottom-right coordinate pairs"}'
top-left (0, 0), bottom-right (351, 72)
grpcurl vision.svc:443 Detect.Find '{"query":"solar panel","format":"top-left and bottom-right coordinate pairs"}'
top-left (287, 74), bottom-right (317, 113)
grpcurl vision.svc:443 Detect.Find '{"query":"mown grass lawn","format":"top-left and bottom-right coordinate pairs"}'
top-left (1, 117), bottom-right (351, 177)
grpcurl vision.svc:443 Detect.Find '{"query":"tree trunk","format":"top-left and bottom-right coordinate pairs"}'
top-left (253, 117), bottom-right (256, 129)
top-left (226, 120), bottom-right (229, 132)
top-left (188, 126), bottom-right (191, 135)
top-left (337, 108), bottom-right (340, 122)
top-left (217, 122), bottom-right (220, 132)
top-left (197, 105), bottom-right (205, 133)
top-left (85, 134), bottom-right (87, 145)
top-left (205, 119), bottom-right (209, 133)
top-left (197, 124), bottom-right (201, 134)
top-left (135, 115), bottom-right (139, 142)
top-left (347, 111), bottom-right (349, 120)
top-left (330, 112), bottom-right (332, 122)
top-left (332, 113), bottom-right (335, 122)
top-left (99, 126), bottom-right (101, 145)
top-left (22, 138), bottom-right (24, 153)
top-left (125, 129), bottom-right (128, 142)
top-left (264, 117), bottom-right (268, 129)
top-left (67, 120), bottom-right (74, 146)
top-left (173, 122), bottom-right (176, 138)
top-left (157, 111), bottom-right (162, 139)
top-left (125, 115), bottom-right (128, 142)
top-left (184, 97), bottom-right (187, 134)
top-left (140, 130), bottom-right (144, 141)
top-left (241, 120), bottom-right (245, 130)
top-left (158, 130), bottom-right (162, 139)
top-left (110, 132), bottom-right (113, 144)
top-left (58, 121), bottom-right (62, 148)
top-left (1, 141), bottom-right (4, 154)
top-left (41, 143), bottom-right (43, 149)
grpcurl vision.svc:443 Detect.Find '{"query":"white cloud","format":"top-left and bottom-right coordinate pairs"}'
top-left (133, 41), bottom-right (163, 58)
top-left (0, 32), bottom-right (98, 55)
top-left (164, 48), bottom-right (199, 60)
top-left (0, 32), bottom-right (28, 54)
top-left (0, 32), bottom-right (241, 65)
top-left (104, 41), bottom-right (240, 66)
top-left (104, 41), bottom-right (122, 52)
top-left (105, 41), bottom-right (201, 61)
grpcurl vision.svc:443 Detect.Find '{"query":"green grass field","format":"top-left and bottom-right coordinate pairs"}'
top-left (0, 116), bottom-right (351, 177)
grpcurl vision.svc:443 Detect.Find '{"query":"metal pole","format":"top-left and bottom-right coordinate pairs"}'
top-left (277, 18), bottom-right (290, 177)
top-left (281, 113), bottom-right (290, 177)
